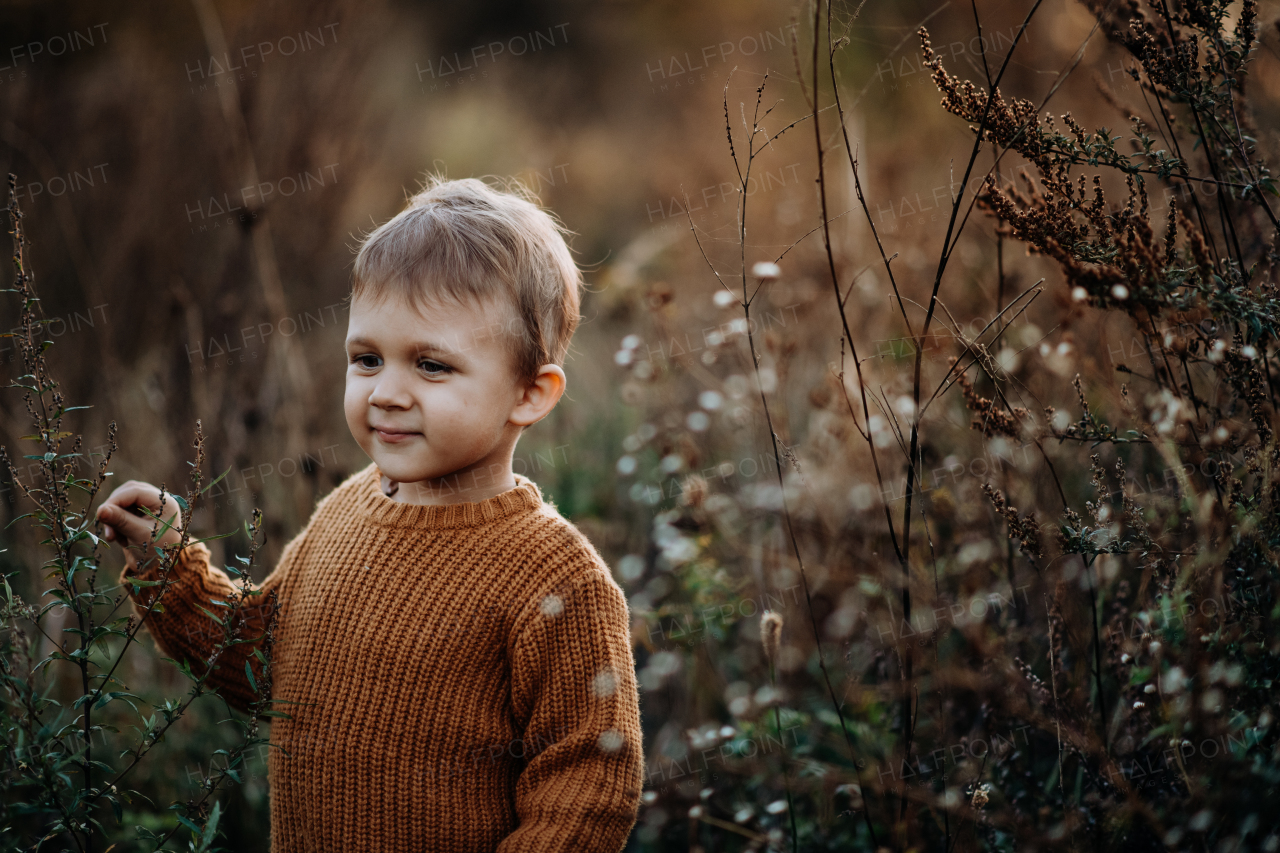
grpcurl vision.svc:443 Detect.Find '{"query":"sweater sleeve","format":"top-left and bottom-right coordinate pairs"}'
top-left (121, 529), bottom-right (308, 715)
top-left (498, 570), bottom-right (643, 853)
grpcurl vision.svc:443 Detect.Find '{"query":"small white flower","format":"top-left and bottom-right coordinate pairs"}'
top-left (617, 554), bottom-right (645, 581)
top-left (597, 729), bottom-right (625, 752)
top-left (1111, 284), bottom-right (1130, 300)
top-left (766, 799), bottom-right (788, 814)
top-left (539, 594), bottom-right (564, 618)
top-left (752, 261), bottom-right (781, 280)
top-left (725, 374), bottom-right (748, 399)
top-left (699, 390), bottom-right (724, 410)
top-left (1071, 286), bottom-right (1089, 302)
top-left (713, 290), bottom-right (737, 307)
top-left (1160, 666), bottom-right (1188, 693)
top-left (1242, 345), bottom-right (1258, 360)
top-left (592, 669), bottom-right (619, 698)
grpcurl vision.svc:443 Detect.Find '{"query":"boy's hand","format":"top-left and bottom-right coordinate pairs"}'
top-left (95, 480), bottom-right (185, 558)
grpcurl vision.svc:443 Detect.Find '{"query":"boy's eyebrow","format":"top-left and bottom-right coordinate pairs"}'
top-left (345, 336), bottom-right (464, 358)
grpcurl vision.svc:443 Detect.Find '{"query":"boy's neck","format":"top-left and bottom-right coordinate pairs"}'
top-left (380, 460), bottom-right (519, 506)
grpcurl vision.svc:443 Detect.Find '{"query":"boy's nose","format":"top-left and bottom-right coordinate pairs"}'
top-left (367, 372), bottom-right (414, 409)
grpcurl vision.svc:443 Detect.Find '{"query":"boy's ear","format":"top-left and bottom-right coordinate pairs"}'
top-left (510, 365), bottom-right (566, 427)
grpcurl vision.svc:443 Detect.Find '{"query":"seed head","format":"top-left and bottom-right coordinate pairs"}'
top-left (760, 610), bottom-right (783, 668)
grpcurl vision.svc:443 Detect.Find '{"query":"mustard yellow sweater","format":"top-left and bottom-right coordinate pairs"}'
top-left (125, 463), bottom-right (643, 852)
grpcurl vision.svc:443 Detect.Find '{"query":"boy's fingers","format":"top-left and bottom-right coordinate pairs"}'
top-left (98, 505), bottom-right (155, 544)
top-left (103, 481), bottom-right (172, 514)
top-left (104, 487), bottom-right (157, 511)
top-left (99, 487), bottom-right (181, 527)
top-left (96, 483), bottom-right (184, 551)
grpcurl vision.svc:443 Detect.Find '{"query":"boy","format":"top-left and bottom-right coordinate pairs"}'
top-left (95, 177), bottom-right (643, 852)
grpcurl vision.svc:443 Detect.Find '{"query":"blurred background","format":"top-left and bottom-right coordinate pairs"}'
top-left (3, 0), bottom-right (1279, 849)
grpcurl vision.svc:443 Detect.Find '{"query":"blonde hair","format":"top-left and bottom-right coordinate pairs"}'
top-left (352, 175), bottom-right (582, 382)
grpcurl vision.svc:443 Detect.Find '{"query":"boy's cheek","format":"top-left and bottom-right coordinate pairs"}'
top-left (342, 394), bottom-right (371, 447)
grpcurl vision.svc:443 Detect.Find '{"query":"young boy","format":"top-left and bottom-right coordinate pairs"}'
top-left (95, 177), bottom-right (643, 852)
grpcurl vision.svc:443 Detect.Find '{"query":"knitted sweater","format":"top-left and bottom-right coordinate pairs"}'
top-left (124, 463), bottom-right (643, 852)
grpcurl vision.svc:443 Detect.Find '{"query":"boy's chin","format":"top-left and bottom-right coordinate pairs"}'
top-left (369, 453), bottom-right (450, 485)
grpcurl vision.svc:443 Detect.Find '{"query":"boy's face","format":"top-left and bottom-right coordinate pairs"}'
top-left (344, 290), bottom-right (550, 499)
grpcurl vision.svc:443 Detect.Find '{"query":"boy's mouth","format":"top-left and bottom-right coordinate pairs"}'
top-left (373, 427), bottom-right (419, 444)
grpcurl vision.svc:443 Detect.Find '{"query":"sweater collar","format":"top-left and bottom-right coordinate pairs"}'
top-left (353, 462), bottom-right (544, 530)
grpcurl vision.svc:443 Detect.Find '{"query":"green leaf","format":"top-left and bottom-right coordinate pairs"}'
top-left (93, 691), bottom-right (140, 711)
top-left (1138, 724), bottom-right (1173, 751)
top-left (245, 661), bottom-right (258, 693)
top-left (200, 801), bottom-right (224, 850)
top-left (197, 606), bottom-right (225, 626)
top-left (200, 465), bottom-right (234, 496)
top-left (127, 577), bottom-right (166, 588)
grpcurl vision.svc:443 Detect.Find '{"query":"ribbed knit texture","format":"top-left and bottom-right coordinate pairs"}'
top-left (124, 463), bottom-right (643, 852)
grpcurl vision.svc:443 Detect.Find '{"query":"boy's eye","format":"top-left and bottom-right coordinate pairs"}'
top-left (349, 354), bottom-right (451, 375)
top-left (419, 359), bottom-right (452, 376)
